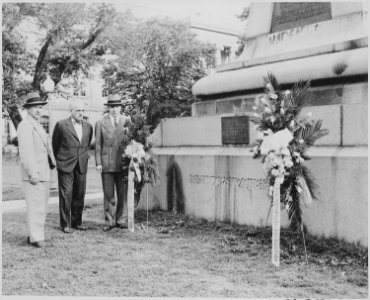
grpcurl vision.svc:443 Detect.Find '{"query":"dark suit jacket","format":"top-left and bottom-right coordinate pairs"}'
top-left (52, 117), bottom-right (93, 174)
top-left (95, 115), bottom-right (130, 173)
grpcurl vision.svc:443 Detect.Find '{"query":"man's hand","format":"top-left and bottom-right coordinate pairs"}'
top-left (29, 177), bottom-right (40, 185)
top-left (96, 165), bottom-right (102, 173)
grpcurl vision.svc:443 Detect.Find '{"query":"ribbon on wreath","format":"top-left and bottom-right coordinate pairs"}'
top-left (260, 128), bottom-right (294, 267)
top-left (125, 140), bottom-right (147, 233)
top-left (272, 174), bottom-right (284, 267)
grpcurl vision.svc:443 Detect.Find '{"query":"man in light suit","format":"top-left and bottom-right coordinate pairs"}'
top-left (52, 99), bottom-right (93, 233)
top-left (17, 91), bottom-right (56, 248)
top-left (95, 94), bottom-right (131, 231)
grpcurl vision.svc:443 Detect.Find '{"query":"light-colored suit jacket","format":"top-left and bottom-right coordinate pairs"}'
top-left (95, 114), bottom-right (131, 173)
top-left (17, 115), bottom-right (56, 181)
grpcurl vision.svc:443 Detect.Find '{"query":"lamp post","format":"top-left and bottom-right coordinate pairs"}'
top-left (42, 74), bottom-right (55, 136)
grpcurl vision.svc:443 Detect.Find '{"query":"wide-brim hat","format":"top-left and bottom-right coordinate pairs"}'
top-left (104, 94), bottom-right (122, 106)
top-left (23, 91), bottom-right (47, 108)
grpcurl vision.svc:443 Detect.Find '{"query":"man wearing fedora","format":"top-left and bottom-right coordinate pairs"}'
top-left (52, 99), bottom-right (93, 233)
top-left (95, 94), bottom-right (131, 231)
top-left (17, 91), bottom-right (56, 248)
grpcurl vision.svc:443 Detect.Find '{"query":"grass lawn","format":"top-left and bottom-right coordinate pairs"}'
top-left (2, 202), bottom-right (368, 298)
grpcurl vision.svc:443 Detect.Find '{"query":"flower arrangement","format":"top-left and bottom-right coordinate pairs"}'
top-left (251, 73), bottom-right (328, 231)
top-left (121, 100), bottom-right (159, 205)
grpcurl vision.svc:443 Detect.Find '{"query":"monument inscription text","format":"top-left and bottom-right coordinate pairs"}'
top-left (270, 2), bottom-right (332, 33)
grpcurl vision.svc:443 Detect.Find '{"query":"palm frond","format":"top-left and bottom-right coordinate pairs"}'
top-left (301, 165), bottom-right (319, 200)
top-left (264, 72), bottom-right (280, 91)
top-left (288, 179), bottom-right (303, 232)
top-left (287, 80), bottom-right (310, 117)
top-left (299, 119), bottom-right (329, 146)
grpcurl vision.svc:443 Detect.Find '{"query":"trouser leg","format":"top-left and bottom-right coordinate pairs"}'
top-left (24, 181), bottom-right (50, 242)
top-left (71, 163), bottom-right (87, 227)
top-left (115, 172), bottom-right (127, 225)
top-left (102, 172), bottom-right (116, 226)
top-left (58, 170), bottom-right (74, 228)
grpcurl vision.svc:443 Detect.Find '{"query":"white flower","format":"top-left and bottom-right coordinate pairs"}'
top-left (289, 120), bottom-right (295, 128)
top-left (280, 147), bottom-right (290, 156)
top-left (269, 93), bottom-right (278, 100)
top-left (264, 129), bottom-right (273, 136)
top-left (259, 96), bottom-right (268, 105)
top-left (299, 139), bottom-right (304, 144)
top-left (260, 128), bottom-right (293, 155)
top-left (266, 83), bottom-right (273, 90)
top-left (284, 159), bottom-right (293, 168)
top-left (268, 152), bottom-right (275, 159)
top-left (268, 186), bottom-right (274, 197)
top-left (271, 168), bottom-right (280, 177)
top-left (284, 90), bottom-right (291, 95)
top-left (257, 132), bottom-right (264, 140)
top-left (293, 151), bottom-right (301, 158)
top-left (270, 116), bottom-right (275, 124)
top-left (297, 186), bottom-right (302, 193)
top-left (285, 204), bottom-right (290, 211)
top-left (264, 107), bottom-right (271, 113)
top-left (280, 108), bottom-right (285, 114)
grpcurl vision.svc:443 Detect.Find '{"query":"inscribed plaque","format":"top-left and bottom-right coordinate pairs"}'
top-left (270, 2), bottom-right (332, 33)
top-left (221, 116), bottom-right (249, 145)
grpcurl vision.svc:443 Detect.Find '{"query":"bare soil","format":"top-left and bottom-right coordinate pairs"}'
top-left (2, 202), bottom-right (368, 298)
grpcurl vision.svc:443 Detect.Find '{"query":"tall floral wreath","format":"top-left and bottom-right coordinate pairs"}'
top-left (251, 73), bottom-right (329, 231)
top-left (121, 101), bottom-right (159, 205)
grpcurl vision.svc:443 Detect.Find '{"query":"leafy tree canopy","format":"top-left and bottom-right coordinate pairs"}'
top-left (2, 3), bottom-right (118, 127)
top-left (101, 17), bottom-right (216, 130)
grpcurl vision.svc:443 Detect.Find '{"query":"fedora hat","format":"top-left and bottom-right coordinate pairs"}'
top-left (104, 94), bottom-right (122, 106)
top-left (23, 91), bottom-right (47, 108)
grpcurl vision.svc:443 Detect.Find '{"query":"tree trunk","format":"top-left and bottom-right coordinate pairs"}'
top-left (33, 34), bottom-right (53, 90)
top-left (8, 105), bottom-right (23, 130)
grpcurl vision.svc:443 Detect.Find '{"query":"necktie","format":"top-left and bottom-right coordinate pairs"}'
top-left (114, 117), bottom-right (118, 128)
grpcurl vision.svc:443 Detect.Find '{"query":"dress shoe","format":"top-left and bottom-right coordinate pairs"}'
top-left (31, 241), bottom-right (45, 248)
top-left (27, 237), bottom-right (44, 248)
top-left (116, 223), bottom-right (128, 229)
top-left (62, 227), bottom-right (73, 234)
top-left (72, 225), bottom-right (87, 231)
top-left (103, 225), bottom-right (115, 232)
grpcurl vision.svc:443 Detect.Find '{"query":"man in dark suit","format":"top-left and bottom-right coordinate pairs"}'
top-left (52, 99), bottom-right (93, 233)
top-left (95, 94), bottom-right (131, 231)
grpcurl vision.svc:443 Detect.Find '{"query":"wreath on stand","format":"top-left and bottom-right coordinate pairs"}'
top-left (121, 101), bottom-right (159, 206)
top-left (250, 73), bottom-right (328, 266)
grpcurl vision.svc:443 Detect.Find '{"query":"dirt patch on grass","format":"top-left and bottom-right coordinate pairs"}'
top-left (2, 204), bottom-right (368, 298)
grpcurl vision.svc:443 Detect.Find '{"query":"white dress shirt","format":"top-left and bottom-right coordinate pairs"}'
top-left (71, 117), bottom-right (83, 142)
top-left (110, 115), bottom-right (120, 128)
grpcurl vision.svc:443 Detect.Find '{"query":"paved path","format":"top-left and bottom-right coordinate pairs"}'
top-left (2, 192), bottom-right (103, 213)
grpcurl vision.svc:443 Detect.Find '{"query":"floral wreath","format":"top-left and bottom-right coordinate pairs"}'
top-left (251, 73), bottom-right (328, 232)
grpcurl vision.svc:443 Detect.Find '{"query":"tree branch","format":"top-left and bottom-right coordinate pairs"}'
top-left (32, 34), bottom-right (53, 90)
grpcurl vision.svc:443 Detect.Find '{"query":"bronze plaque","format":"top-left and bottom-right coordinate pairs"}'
top-left (221, 116), bottom-right (249, 145)
top-left (270, 2), bottom-right (332, 33)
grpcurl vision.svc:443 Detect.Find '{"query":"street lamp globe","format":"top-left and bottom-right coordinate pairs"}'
top-left (43, 75), bottom-right (55, 93)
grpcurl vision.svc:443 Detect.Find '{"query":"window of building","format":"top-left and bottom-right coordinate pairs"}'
top-left (39, 116), bottom-right (49, 133)
top-left (4, 120), bottom-right (11, 144)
